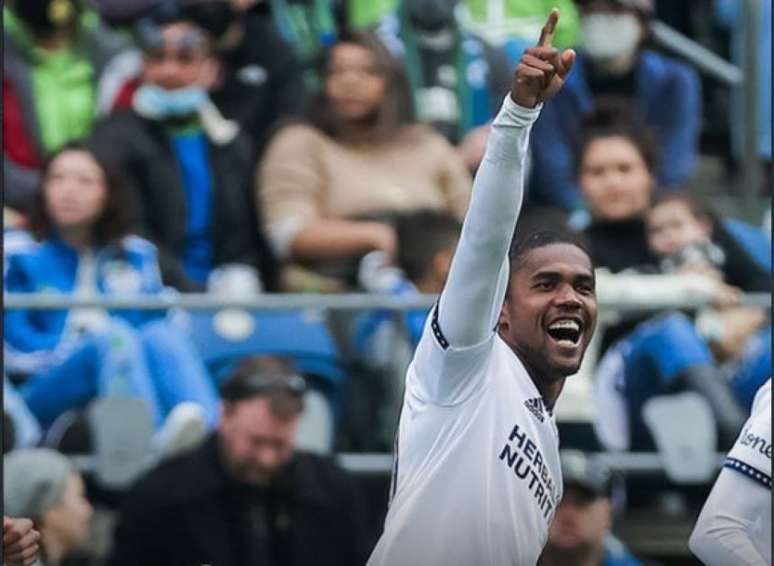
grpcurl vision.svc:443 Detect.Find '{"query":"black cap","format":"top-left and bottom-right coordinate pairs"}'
top-left (560, 450), bottom-right (612, 498)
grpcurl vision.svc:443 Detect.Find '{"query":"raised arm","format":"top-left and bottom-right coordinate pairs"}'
top-left (437, 10), bottom-right (576, 348)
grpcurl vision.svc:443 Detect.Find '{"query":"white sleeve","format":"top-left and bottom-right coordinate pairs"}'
top-left (409, 95), bottom-right (540, 405)
top-left (689, 380), bottom-right (771, 566)
top-left (689, 468), bottom-right (771, 566)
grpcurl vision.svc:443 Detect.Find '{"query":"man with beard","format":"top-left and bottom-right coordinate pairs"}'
top-left (107, 356), bottom-right (369, 566)
top-left (367, 10), bottom-right (599, 566)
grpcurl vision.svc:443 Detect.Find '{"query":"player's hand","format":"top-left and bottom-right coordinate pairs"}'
top-left (3, 516), bottom-right (40, 566)
top-left (511, 8), bottom-right (575, 108)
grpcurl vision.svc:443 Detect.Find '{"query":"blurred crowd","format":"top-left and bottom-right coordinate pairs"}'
top-left (2, 0), bottom-right (771, 565)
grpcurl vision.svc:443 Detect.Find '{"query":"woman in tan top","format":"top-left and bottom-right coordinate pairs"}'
top-left (259, 30), bottom-right (472, 286)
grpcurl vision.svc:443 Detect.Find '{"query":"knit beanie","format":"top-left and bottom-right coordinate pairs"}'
top-left (4, 448), bottom-right (75, 520)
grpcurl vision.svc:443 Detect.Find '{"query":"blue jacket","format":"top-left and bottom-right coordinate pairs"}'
top-left (4, 233), bottom-right (164, 373)
top-left (529, 50), bottom-right (701, 211)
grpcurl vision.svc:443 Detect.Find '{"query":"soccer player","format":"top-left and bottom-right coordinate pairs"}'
top-left (689, 377), bottom-right (771, 565)
top-left (367, 10), bottom-right (598, 566)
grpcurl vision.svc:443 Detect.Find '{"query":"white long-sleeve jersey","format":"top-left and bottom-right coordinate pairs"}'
top-left (366, 96), bottom-right (563, 566)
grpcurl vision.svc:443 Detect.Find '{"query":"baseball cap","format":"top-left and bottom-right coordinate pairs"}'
top-left (560, 450), bottom-right (612, 498)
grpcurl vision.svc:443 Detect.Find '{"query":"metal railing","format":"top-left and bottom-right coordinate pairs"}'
top-left (5, 291), bottom-right (767, 481)
top-left (4, 292), bottom-right (770, 312)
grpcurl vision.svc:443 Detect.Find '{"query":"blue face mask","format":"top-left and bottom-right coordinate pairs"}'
top-left (133, 84), bottom-right (208, 120)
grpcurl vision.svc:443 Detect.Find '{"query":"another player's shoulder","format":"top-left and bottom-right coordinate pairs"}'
top-left (751, 379), bottom-right (772, 415)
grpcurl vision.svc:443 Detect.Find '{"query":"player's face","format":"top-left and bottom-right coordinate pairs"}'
top-left (500, 244), bottom-right (597, 380)
top-left (218, 397), bottom-right (300, 485)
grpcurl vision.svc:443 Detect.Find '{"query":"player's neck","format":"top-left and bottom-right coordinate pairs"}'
top-left (522, 360), bottom-right (565, 411)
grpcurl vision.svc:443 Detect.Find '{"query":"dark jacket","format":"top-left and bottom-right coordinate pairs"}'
top-left (210, 2), bottom-right (306, 160)
top-left (108, 435), bottom-right (370, 566)
top-left (530, 50), bottom-right (701, 211)
top-left (90, 108), bottom-right (279, 291)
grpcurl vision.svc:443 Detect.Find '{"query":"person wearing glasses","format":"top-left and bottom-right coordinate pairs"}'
top-left (107, 355), bottom-right (369, 566)
top-left (90, 2), bottom-right (279, 293)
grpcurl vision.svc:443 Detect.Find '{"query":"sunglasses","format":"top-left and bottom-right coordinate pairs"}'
top-left (136, 20), bottom-right (208, 61)
top-left (220, 371), bottom-right (308, 402)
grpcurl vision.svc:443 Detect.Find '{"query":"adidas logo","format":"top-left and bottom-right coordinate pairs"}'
top-left (524, 397), bottom-right (545, 422)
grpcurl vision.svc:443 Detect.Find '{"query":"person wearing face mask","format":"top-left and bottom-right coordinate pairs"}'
top-left (90, 3), bottom-right (279, 293)
top-left (3, 0), bottom-right (135, 214)
top-left (372, 0), bottom-right (512, 171)
top-left (528, 0), bottom-right (700, 216)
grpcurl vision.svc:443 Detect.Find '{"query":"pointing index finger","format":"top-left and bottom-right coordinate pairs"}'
top-left (537, 8), bottom-right (560, 48)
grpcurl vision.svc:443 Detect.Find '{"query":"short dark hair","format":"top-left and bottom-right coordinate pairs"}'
top-left (508, 230), bottom-right (593, 274)
top-left (304, 30), bottom-right (415, 144)
top-left (219, 356), bottom-right (306, 419)
top-left (28, 140), bottom-right (136, 247)
top-left (574, 96), bottom-right (657, 180)
top-left (649, 190), bottom-right (712, 223)
top-left (396, 210), bottom-right (462, 283)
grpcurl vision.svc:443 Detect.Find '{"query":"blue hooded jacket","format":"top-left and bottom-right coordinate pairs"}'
top-left (4, 232), bottom-right (165, 374)
top-left (529, 50), bottom-right (701, 211)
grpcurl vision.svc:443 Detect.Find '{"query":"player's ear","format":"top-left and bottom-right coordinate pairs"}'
top-left (497, 300), bottom-right (511, 334)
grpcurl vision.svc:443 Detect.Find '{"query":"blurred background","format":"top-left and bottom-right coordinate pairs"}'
top-left (2, 0), bottom-right (770, 565)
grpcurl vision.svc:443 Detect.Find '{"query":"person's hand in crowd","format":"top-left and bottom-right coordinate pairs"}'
top-left (363, 222), bottom-right (398, 260)
top-left (709, 281), bottom-right (743, 309)
top-left (711, 306), bottom-right (766, 361)
top-left (511, 9), bottom-right (575, 109)
top-left (456, 125), bottom-right (490, 171)
top-left (3, 516), bottom-right (40, 566)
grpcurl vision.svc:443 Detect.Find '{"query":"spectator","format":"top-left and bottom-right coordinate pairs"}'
top-left (4, 141), bottom-right (219, 437)
top-left (356, 210), bottom-right (461, 353)
top-left (177, 0), bottom-right (308, 161)
top-left (107, 356), bottom-right (369, 566)
top-left (374, 0), bottom-right (512, 171)
top-left (4, 449), bottom-right (93, 566)
top-left (3, 0), bottom-right (136, 213)
top-left (3, 516), bottom-right (41, 566)
top-left (529, 0), bottom-right (701, 212)
top-left (571, 111), bottom-right (768, 450)
top-left (259, 30), bottom-right (471, 289)
top-left (90, 5), bottom-right (278, 292)
top-left (540, 450), bottom-right (642, 566)
top-left (458, 0), bottom-right (580, 63)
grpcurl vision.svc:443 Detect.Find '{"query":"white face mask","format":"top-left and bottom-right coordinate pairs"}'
top-left (581, 13), bottom-right (642, 63)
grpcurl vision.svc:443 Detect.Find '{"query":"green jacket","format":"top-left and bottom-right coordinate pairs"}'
top-left (461, 0), bottom-right (580, 49)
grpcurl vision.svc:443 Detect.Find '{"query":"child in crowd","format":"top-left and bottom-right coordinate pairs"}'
top-left (350, 210), bottom-right (460, 448)
top-left (355, 210), bottom-right (461, 354)
top-left (644, 193), bottom-right (771, 404)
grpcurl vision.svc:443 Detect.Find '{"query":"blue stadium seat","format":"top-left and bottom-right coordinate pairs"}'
top-left (175, 308), bottom-right (349, 417)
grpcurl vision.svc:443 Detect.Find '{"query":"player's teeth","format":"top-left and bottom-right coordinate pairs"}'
top-left (548, 320), bottom-right (580, 331)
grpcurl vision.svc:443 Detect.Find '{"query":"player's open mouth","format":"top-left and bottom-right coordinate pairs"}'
top-left (546, 317), bottom-right (583, 347)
